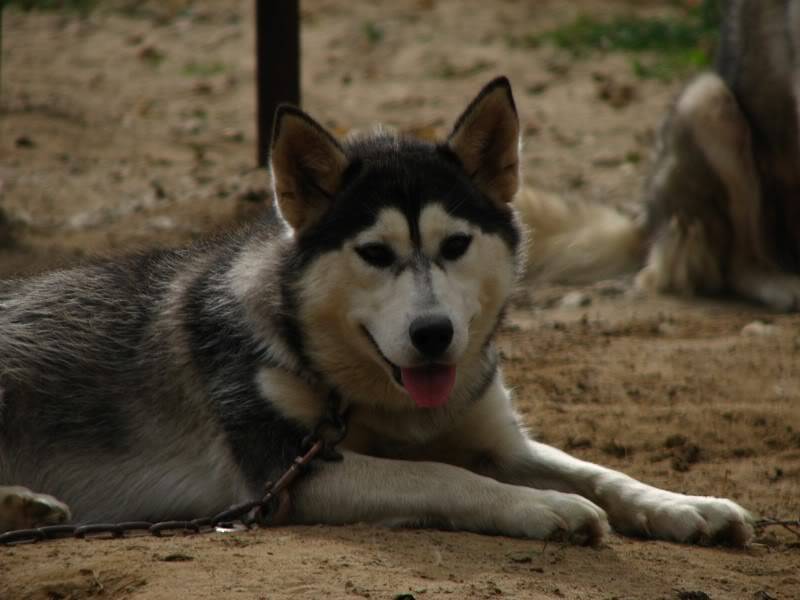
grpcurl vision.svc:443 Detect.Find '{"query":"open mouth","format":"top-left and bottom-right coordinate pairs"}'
top-left (360, 326), bottom-right (457, 409)
top-left (360, 326), bottom-right (403, 385)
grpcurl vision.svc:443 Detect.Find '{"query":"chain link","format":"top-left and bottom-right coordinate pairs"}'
top-left (0, 393), bottom-right (348, 546)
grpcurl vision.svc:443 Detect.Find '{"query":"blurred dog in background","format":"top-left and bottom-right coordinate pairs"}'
top-left (521, 0), bottom-right (800, 311)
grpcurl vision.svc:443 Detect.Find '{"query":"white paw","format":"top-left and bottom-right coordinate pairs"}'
top-left (499, 489), bottom-right (610, 545)
top-left (0, 486), bottom-right (72, 531)
top-left (733, 270), bottom-right (800, 312)
top-left (611, 488), bottom-right (753, 546)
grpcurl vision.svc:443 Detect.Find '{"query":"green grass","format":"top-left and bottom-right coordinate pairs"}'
top-left (520, 0), bottom-right (722, 80)
top-left (0, 0), bottom-right (98, 16)
top-left (182, 60), bottom-right (226, 77)
top-left (363, 20), bottom-right (384, 45)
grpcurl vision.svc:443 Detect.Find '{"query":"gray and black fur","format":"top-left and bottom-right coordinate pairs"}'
top-left (0, 81), bottom-right (519, 524)
top-left (0, 78), bottom-right (754, 547)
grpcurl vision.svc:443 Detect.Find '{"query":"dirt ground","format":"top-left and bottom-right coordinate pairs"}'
top-left (1, 1), bottom-right (799, 599)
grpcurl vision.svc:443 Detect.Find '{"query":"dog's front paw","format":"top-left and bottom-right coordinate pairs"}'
top-left (0, 485), bottom-right (71, 532)
top-left (500, 489), bottom-right (610, 545)
top-left (610, 488), bottom-right (753, 546)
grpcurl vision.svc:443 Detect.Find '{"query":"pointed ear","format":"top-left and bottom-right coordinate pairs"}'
top-left (447, 76), bottom-right (520, 205)
top-left (270, 105), bottom-right (348, 232)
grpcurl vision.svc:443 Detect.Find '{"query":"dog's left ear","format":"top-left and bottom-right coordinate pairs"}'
top-left (270, 105), bottom-right (348, 233)
top-left (447, 76), bottom-right (520, 206)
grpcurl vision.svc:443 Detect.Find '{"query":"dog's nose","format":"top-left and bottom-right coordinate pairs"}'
top-left (409, 314), bottom-right (454, 359)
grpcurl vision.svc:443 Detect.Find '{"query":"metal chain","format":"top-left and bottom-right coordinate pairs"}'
top-left (0, 393), bottom-right (349, 546)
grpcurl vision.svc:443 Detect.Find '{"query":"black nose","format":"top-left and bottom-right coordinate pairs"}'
top-left (409, 315), bottom-right (454, 359)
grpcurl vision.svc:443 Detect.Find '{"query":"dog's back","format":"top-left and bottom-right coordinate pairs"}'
top-left (0, 234), bottom-right (296, 522)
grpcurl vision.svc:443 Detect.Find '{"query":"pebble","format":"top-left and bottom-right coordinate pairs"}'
top-left (559, 291), bottom-right (591, 309)
top-left (741, 321), bottom-right (778, 337)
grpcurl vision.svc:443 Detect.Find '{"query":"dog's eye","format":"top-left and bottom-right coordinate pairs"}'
top-left (355, 243), bottom-right (396, 269)
top-left (440, 234), bottom-right (472, 261)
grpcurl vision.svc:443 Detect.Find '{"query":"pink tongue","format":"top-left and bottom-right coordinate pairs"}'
top-left (400, 365), bottom-right (457, 408)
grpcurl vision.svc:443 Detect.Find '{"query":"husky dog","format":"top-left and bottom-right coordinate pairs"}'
top-left (0, 77), bottom-right (752, 546)
top-left (521, 0), bottom-right (800, 311)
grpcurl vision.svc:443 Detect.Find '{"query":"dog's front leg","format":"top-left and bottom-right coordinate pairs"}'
top-left (457, 377), bottom-right (754, 545)
top-left (289, 450), bottom-right (608, 544)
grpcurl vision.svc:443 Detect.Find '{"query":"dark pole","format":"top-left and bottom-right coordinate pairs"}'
top-left (255, 0), bottom-right (300, 167)
top-left (0, 1), bottom-right (4, 100)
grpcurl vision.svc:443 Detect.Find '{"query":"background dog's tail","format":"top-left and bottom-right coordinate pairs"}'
top-left (516, 188), bottom-right (646, 283)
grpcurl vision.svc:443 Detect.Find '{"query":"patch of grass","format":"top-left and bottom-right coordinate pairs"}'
top-left (182, 60), bottom-right (226, 77)
top-left (525, 0), bottom-right (722, 80)
top-left (362, 20), bottom-right (384, 45)
top-left (1, 0), bottom-right (98, 16)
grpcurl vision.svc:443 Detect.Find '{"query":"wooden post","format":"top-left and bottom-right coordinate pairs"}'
top-left (255, 0), bottom-right (300, 167)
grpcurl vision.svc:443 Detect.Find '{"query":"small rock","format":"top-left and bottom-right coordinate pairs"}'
top-left (67, 210), bottom-right (104, 230)
top-left (559, 291), bottom-right (591, 309)
top-left (507, 552), bottom-right (533, 564)
top-left (148, 216), bottom-right (176, 231)
top-left (741, 321), bottom-right (777, 336)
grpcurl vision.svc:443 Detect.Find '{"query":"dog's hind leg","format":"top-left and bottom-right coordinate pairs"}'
top-left (642, 72), bottom-right (800, 309)
top-left (693, 74), bottom-right (800, 309)
top-left (679, 73), bottom-right (767, 267)
top-left (289, 450), bottom-right (609, 544)
top-left (682, 73), bottom-right (800, 309)
top-left (0, 486), bottom-right (71, 533)
top-left (638, 73), bottom-right (743, 298)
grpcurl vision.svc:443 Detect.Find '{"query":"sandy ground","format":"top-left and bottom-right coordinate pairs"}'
top-left (1, 1), bottom-right (799, 598)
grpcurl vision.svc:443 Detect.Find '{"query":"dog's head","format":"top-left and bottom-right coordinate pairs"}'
top-left (271, 77), bottom-right (523, 411)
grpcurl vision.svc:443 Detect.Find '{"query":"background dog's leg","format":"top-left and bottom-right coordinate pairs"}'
top-left (449, 378), bottom-right (754, 546)
top-left (679, 73), bottom-right (767, 267)
top-left (642, 71), bottom-right (800, 309)
top-left (637, 73), bottom-right (743, 299)
top-left (0, 486), bottom-right (71, 532)
top-left (290, 450), bottom-right (608, 544)
top-left (681, 73), bottom-right (800, 310)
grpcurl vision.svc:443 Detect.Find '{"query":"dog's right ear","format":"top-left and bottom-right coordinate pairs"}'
top-left (270, 106), bottom-right (348, 233)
